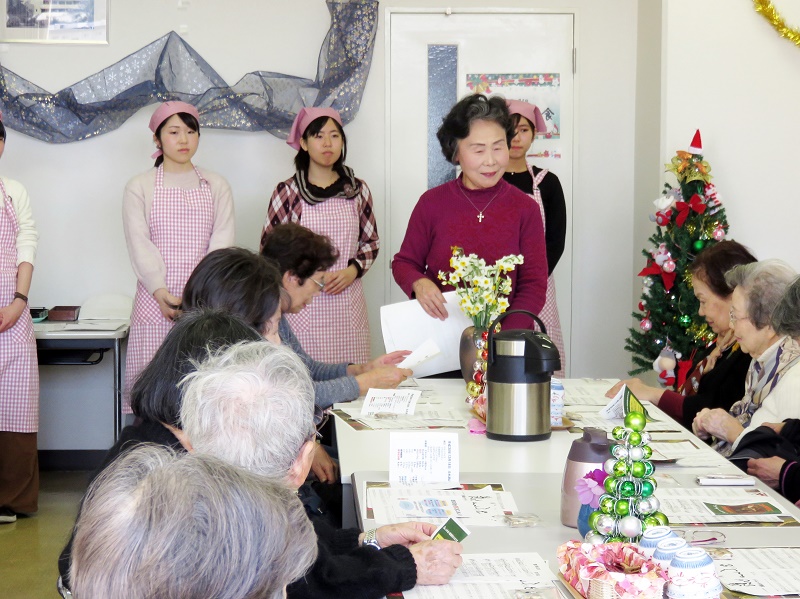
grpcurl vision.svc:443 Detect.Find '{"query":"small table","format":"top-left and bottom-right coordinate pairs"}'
top-left (34, 320), bottom-right (130, 442)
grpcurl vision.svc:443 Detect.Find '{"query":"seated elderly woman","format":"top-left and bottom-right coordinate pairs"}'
top-left (58, 309), bottom-right (264, 594)
top-left (246, 230), bottom-right (410, 407)
top-left (693, 260), bottom-right (800, 456)
top-left (737, 276), bottom-right (800, 502)
top-left (69, 446), bottom-right (316, 599)
top-left (607, 241), bottom-right (756, 429)
top-left (180, 341), bottom-right (463, 599)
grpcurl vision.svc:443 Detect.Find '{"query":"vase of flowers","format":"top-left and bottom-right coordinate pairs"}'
top-left (575, 468), bottom-right (608, 537)
top-left (439, 246), bottom-right (524, 411)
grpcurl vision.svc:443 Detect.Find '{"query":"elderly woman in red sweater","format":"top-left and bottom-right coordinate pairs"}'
top-left (392, 94), bottom-right (547, 331)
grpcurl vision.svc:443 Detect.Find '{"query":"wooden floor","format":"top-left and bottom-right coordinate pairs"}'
top-left (0, 471), bottom-right (88, 598)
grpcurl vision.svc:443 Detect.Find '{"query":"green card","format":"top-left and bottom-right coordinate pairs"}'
top-left (432, 517), bottom-right (471, 542)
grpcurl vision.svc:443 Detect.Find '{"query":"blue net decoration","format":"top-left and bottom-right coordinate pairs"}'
top-left (0, 0), bottom-right (378, 144)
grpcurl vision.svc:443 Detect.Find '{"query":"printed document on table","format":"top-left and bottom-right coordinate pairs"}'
top-left (341, 406), bottom-right (468, 430)
top-left (402, 553), bottom-right (563, 599)
top-left (648, 439), bottom-right (703, 460)
top-left (361, 389), bottom-right (421, 416)
top-left (381, 291), bottom-right (472, 378)
top-left (657, 487), bottom-right (786, 523)
top-left (389, 432), bottom-right (459, 486)
top-left (566, 413), bottom-right (681, 433)
top-left (561, 378), bottom-right (618, 406)
top-left (715, 547), bottom-right (800, 596)
top-left (368, 486), bottom-right (518, 527)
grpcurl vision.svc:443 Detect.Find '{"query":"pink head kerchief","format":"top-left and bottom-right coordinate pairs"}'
top-left (286, 107), bottom-right (342, 150)
top-left (506, 100), bottom-right (546, 135)
top-left (149, 101), bottom-right (200, 159)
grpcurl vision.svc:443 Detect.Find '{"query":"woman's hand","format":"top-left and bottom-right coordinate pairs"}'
top-left (693, 408), bottom-right (743, 443)
top-left (408, 540), bottom-right (463, 585)
top-left (412, 278), bottom-right (448, 321)
top-left (374, 522), bottom-right (435, 548)
top-left (747, 456), bottom-right (786, 489)
top-left (0, 299), bottom-right (25, 333)
top-left (153, 288), bottom-right (182, 320)
top-left (324, 265), bottom-right (358, 295)
top-left (605, 378), bottom-right (663, 404)
top-left (361, 351), bottom-right (412, 373)
top-left (310, 444), bottom-right (338, 484)
top-left (356, 366), bottom-right (413, 394)
top-left (762, 421), bottom-right (786, 436)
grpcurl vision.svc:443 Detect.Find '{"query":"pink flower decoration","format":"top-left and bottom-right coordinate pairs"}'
top-left (574, 469), bottom-right (608, 509)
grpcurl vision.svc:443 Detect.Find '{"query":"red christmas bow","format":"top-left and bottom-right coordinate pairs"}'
top-left (638, 260), bottom-right (677, 292)
top-left (674, 193), bottom-right (707, 227)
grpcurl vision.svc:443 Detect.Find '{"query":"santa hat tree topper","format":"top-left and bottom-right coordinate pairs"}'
top-left (624, 130), bottom-right (734, 384)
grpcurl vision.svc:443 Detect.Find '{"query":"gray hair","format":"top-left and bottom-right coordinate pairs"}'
top-left (70, 446), bottom-right (317, 599)
top-left (725, 259), bottom-right (797, 329)
top-left (771, 275), bottom-right (800, 337)
top-left (180, 341), bottom-right (315, 478)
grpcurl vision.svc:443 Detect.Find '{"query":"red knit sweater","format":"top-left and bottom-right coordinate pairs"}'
top-left (392, 177), bottom-right (548, 330)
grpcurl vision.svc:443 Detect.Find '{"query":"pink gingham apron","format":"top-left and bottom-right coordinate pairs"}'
top-left (529, 166), bottom-right (565, 378)
top-left (0, 179), bottom-right (38, 433)
top-left (123, 166), bottom-right (214, 409)
top-left (286, 198), bottom-right (371, 363)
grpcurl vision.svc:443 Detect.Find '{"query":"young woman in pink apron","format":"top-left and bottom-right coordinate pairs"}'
top-left (0, 116), bottom-right (40, 523)
top-left (122, 101), bottom-right (235, 410)
top-left (504, 100), bottom-right (566, 377)
top-left (261, 107), bottom-right (379, 364)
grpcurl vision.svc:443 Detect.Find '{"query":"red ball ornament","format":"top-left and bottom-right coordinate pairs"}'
top-left (638, 301), bottom-right (646, 311)
top-left (481, 330), bottom-right (489, 341)
top-left (473, 370), bottom-right (483, 384)
top-left (481, 349), bottom-right (488, 361)
top-left (662, 259), bottom-right (676, 273)
top-left (640, 318), bottom-right (652, 331)
top-left (713, 226), bottom-right (725, 241)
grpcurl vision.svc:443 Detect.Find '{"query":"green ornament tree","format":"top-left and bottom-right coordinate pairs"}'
top-left (624, 130), bottom-right (731, 382)
top-left (585, 412), bottom-right (668, 543)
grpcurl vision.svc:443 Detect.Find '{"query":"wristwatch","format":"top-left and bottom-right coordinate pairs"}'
top-left (362, 528), bottom-right (381, 550)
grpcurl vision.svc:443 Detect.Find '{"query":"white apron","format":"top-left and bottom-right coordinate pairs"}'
top-left (286, 198), bottom-right (371, 363)
top-left (123, 166), bottom-right (214, 409)
top-left (0, 179), bottom-right (38, 433)
top-left (529, 167), bottom-right (565, 378)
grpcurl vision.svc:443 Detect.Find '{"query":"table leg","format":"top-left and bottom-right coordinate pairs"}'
top-left (114, 338), bottom-right (122, 442)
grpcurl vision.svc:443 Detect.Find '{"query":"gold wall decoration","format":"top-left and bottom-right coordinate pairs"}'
top-left (754, 0), bottom-right (800, 47)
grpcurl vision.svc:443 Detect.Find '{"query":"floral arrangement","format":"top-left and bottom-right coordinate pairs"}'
top-left (438, 246), bottom-right (523, 329)
top-left (557, 541), bottom-right (667, 599)
top-left (575, 469), bottom-right (608, 509)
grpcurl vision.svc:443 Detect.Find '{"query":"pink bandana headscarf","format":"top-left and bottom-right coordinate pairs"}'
top-left (286, 107), bottom-right (342, 150)
top-left (149, 101), bottom-right (200, 159)
top-left (506, 100), bottom-right (546, 135)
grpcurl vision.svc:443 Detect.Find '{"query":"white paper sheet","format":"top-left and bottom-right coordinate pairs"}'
top-left (360, 389), bottom-right (421, 416)
top-left (715, 547), bottom-right (800, 595)
top-left (657, 487), bottom-right (786, 523)
top-left (398, 338), bottom-right (442, 370)
top-left (368, 486), bottom-right (518, 527)
top-left (565, 412), bottom-right (681, 433)
top-left (389, 432), bottom-right (459, 486)
top-left (402, 553), bottom-right (563, 599)
top-left (560, 379), bottom-right (618, 406)
top-left (381, 292), bottom-right (472, 378)
top-left (648, 439), bottom-right (703, 460)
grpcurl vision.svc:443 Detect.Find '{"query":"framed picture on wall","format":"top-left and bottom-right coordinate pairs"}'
top-left (2, 0), bottom-right (108, 44)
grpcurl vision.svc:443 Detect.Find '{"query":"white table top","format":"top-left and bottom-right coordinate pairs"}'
top-left (34, 319), bottom-right (130, 340)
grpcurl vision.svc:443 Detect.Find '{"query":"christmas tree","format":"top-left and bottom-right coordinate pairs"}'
top-left (624, 131), bottom-right (730, 383)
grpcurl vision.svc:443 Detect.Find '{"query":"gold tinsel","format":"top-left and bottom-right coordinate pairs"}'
top-left (754, 0), bottom-right (800, 47)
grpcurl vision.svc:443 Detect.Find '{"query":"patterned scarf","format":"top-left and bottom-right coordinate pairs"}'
top-left (295, 165), bottom-right (361, 205)
top-left (715, 336), bottom-right (800, 456)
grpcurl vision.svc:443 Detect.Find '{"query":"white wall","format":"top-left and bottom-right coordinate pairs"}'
top-left (662, 1), bottom-right (800, 271)
top-left (0, 0), bottom-right (639, 450)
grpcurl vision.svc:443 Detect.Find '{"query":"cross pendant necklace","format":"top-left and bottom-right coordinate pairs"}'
top-left (459, 183), bottom-right (501, 224)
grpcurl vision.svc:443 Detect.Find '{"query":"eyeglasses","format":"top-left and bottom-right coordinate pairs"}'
top-left (309, 276), bottom-right (325, 290)
top-left (311, 406), bottom-right (330, 442)
top-left (674, 528), bottom-right (726, 546)
top-left (729, 307), bottom-right (749, 326)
